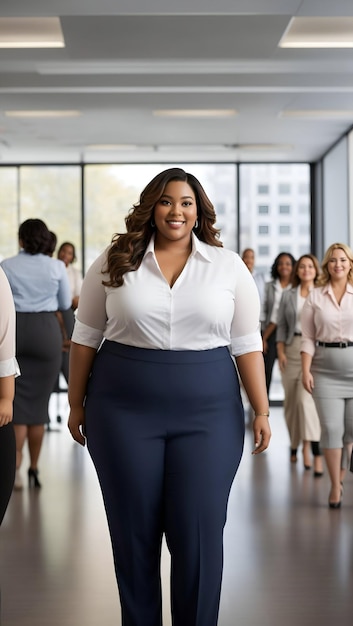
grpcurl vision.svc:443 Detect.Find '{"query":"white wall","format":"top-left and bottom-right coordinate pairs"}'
top-left (322, 136), bottom-right (349, 250)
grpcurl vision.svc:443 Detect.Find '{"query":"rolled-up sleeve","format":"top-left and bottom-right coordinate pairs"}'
top-left (0, 267), bottom-right (20, 378)
top-left (71, 251), bottom-right (108, 349)
top-left (230, 259), bottom-right (262, 357)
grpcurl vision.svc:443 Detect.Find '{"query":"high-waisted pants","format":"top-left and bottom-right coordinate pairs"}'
top-left (0, 423), bottom-right (16, 525)
top-left (85, 341), bottom-right (245, 626)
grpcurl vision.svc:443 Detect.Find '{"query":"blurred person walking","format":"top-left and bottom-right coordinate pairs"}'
top-left (1, 219), bottom-right (71, 489)
top-left (276, 254), bottom-right (323, 474)
top-left (262, 252), bottom-right (296, 393)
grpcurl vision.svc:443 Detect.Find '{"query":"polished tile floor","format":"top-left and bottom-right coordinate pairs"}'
top-left (1, 398), bottom-right (352, 626)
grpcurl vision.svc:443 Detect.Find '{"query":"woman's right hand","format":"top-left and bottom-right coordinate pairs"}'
top-left (302, 371), bottom-right (314, 394)
top-left (278, 354), bottom-right (287, 372)
top-left (68, 406), bottom-right (86, 446)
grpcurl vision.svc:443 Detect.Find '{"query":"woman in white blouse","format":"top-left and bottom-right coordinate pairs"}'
top-left (261, 252), bottom-right (296, 393)
top-left (276, 254), bottom-right (322, 474)
top-left (301, 243), bottom-right (353, 509)
top-left (68, 168), bottom-right (271, 626)
top-left (0, 267), bottom-right (20, 524)
top-left (57, 241), bottom-right (83, 382)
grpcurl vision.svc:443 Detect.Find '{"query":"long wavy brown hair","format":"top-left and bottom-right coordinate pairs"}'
top-left (103, 168), bottom-right (222, 287)
top-left (291, 254), bottom-right (321, 287)
top-left (317, 242), bottom-right (353, 286)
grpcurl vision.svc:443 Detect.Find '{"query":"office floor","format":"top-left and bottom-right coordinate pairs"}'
top-left (1, 399), bottom-right (352, 626)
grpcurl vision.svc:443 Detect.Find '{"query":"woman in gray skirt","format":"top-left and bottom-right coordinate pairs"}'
top-left (1, 219), bottom-right (71, 489)
top-left (301, 243), bottom-right (353, 508)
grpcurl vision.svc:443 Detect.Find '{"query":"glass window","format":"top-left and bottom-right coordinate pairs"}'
top-left (239, 164), bottom-right (310, 271)
top-left (299, 224), bottom-right (309, 235)
top-left (257, 184), bottom-right (269, 194)
top-left (298, 182), bottom-right (309, 193)
top-left (20, 166), bottom-right (82, 270)
top-left (299, 244), bottom-right (310, 255)
top-left (278, 183), bottom-right (291, 194)
top-left (279, 204), bottom-right (290, 214)
top-left (0, 167), bottom-right (18, 260)
top-left (239, 163), bottom-right (310, 403)
top-left (258, 225), bottom-right (269, 235)
top-left (279, 225), bottom-right (291, 235)
top-left (258, 204), bottom-right (269, 214)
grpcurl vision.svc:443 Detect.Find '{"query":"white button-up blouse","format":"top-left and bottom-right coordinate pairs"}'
top-left (72, 233), bottom-right (262, 357)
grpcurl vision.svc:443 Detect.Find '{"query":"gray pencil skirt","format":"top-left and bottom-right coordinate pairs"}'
top-left (312, 345), bottom-right (353, 455)
top-left (14, 312), bottom-right (62, 425)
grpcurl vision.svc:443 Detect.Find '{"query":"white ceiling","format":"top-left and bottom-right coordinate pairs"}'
top-left (1, 0), bottom-right (353, 164)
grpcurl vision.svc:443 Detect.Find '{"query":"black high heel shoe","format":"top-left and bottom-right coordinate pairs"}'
top-left (28, 468), bottom-right (42, 489)
top-left (328, 484), bottom-right (343, 509)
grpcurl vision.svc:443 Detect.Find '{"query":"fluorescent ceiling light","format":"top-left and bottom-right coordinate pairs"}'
top-left (234, 144), bottom-right (293, 151)
top-left (279, 17), bottom-right (353, 48)
top-left (86, 144), bottom-right (147, 151)
top-left (0, 17), bottom-right (64, 48)
top-left (153, 109), bottom-right (237, 118)
top-left (5, 110), bottom-right (81, 118)
top-left (279, 110), bottom-right (353, 119)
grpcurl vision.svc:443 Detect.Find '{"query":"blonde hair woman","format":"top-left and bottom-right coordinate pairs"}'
top-left (301, 243), bottom-right (353, 508)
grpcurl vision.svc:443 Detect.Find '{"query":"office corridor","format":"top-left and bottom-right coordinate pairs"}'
top-left (1, 403), bottom-right (352, 626)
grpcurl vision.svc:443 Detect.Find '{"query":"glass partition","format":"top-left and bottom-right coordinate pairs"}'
top-left (0, 167), bottom-right (18, 260)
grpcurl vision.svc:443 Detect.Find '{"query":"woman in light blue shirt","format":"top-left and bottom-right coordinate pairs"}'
top-left (1, 219), bottom-right (71, 490)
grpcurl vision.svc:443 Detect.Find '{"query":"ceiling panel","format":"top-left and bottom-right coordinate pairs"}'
top-left (0, 1), bottom-right (353, 163)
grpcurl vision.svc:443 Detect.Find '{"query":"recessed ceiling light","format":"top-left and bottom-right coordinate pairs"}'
top-left (279, 110), bottom-right (353, 119)
top-left (5, 110), bottom-right (81, 118)
top-left (86, 144), bottom-right (138, 150)
top-left (0, 17), bottom-right (65, 48)
top-left (153, 109), bottom-right (237, 118)
top-left (234, 144), bottom-right (293, 151)
top-left (279, 17), bottom-right (353, 48)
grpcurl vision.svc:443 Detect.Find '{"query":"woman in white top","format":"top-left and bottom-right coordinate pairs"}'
top-left (68, 168), bottom-right (271, 626)
top-left (276, 254), bottom-right (322, 474)
top-left (57, 242), bottom-right (83, 382)
top-left (0, 267), bottom-right (20, 523)
top-left (262, 252), bottom-right (296, 393)
top-left (301, 243), bottom-right (353, 509)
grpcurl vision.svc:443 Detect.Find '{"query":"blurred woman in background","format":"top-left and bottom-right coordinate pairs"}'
top-left (262, 252), bottom-right (296, 393)
top-left (1, 219), bottom-right (71, 489)
top-left (276, 254), bottom-right (323, 475)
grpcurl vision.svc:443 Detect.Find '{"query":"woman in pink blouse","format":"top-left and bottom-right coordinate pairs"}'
top-left (301, 243), bottom-right (353, 509)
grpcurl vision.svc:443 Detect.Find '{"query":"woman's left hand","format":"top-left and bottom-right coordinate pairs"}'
top-left (0, 399), bottom-right (13, 427)
top-left (252, 415), bottom-right (271, 454)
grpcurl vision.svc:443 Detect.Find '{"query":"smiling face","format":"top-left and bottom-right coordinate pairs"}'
top-left (277, 254), bottom-right (294, 280)
top-left (296, 256), bottom-right (317, 285)
top-left (327, 248), bottom-right (351, 282)
top-left (153, 180), bottom-right (198, 247)
top-left (58, 243), bottom-right (75, 266)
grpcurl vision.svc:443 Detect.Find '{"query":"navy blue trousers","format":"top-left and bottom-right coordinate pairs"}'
top-left (85, 342), bottom-right (244, 626)
top-left (0, 423), bottom-right (15, 525)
